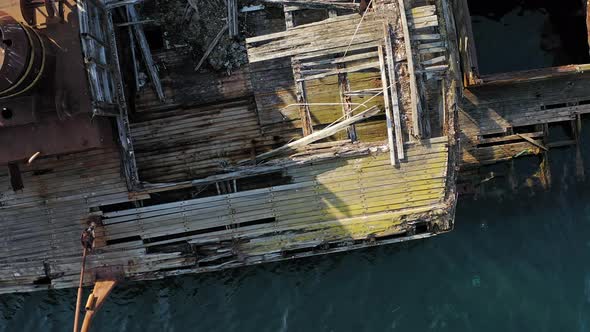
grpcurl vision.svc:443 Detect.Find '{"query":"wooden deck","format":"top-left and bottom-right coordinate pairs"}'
top-left (0, 0), bottom-right (461, 294)
top-left (458, 73), bottom-right (590, 191)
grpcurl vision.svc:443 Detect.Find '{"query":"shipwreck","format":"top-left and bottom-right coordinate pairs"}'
top-left (1, 0), bottom-right (589, 303)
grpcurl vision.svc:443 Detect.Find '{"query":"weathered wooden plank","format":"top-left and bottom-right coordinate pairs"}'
top-left (411, 33), bottom-right (440, 41)
top-left (398, 0), bottom-right (422, 138)
top-left (127, 5), bottom-right (164, 101)
top-left (298, 61), bottom-right (380, 81)
top-left (421, 55), bottom-right (446, 66)
top-left (378, 46), bottom-right (397, 166)
top-left (384, 22), bottom-right (405, 161)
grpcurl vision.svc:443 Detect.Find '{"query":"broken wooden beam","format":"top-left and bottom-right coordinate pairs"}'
top-left (105, 9), bottom-right (141, 189)
top-left (194, 23), bottom-right (229, 72)
top-left (517, 133), bottom-right (548, 151)
top-left (116, 19), bottom-right (154, 27)
top-left (247, 105), bottom-right (382, 163)
top-left (127, 5), bottom-right (165, 101)
top-left (260, 0), bottom-right (359, 10)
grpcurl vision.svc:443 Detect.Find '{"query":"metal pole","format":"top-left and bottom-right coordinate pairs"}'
top-left (73, 247), bottom-right (88, 332)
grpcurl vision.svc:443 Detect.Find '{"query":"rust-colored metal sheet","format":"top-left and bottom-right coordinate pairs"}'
top-left (0, 114), bottom-right (115, 164)
top-left (0, 0), bottom-right (114, 164)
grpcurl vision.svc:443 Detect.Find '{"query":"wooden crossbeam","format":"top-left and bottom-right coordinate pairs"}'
top-left (261, 0), bottom-right (359, 10)
top-left (297, 61), bottom-right (380, 81)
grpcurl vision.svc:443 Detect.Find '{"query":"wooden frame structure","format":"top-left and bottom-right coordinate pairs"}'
top-left (0, 0), bottom-right (465, 295)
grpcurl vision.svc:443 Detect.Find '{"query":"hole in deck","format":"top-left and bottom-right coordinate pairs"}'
top-left (1, 108), bottom-right (13, 120)
top-left (467, 0), bottom-right (590, 74)
top-left (144, 26), bottom-right (165, 50)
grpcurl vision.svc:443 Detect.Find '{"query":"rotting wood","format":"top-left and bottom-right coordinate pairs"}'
top-left (408, 5), bottom-right (436, 17)
top-left (300, 51), bottom-right (379, 67)
top-left (397, 0), bottom-right (422, 139)
top-left (0, 1), bottom-right (465, 296)
top-left (297, 62), bottom-right (380, 81)
top-left (412, 33), bottom-right (440, 41)
top-left (284, 7), bottom-right (314, 136)
top-left (136, 141), bottom-right (389, 195)
top-left (422, 55), bottom-right (446, 66)
top-left (331, 0), bottom-right (353, 141)
top-left (384, 21), bottom-right (405, 161)
top-left (244, 105), bottom-right (382, 163)
top-left (127, 5), bottom-right (165, 101)
top-left (478, 64), bottom-right (590, 85)
top-left (378, 46), bottom-right (397, 166)
top-left (337, 63), bottom-right (357, 140)
top-left (516, 133), bottom-right (547, 151)
top-left (246, 13), bottom-right (385, 62)
top-left (105, 8), bottom-right (141, 189)
top-left (227, 0), bottom-right (238, 38)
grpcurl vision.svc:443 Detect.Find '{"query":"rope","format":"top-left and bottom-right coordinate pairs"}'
top-left (341, 0), bottom-right (374, 59)
top-left (324, 82), bottom-right (393, 129)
